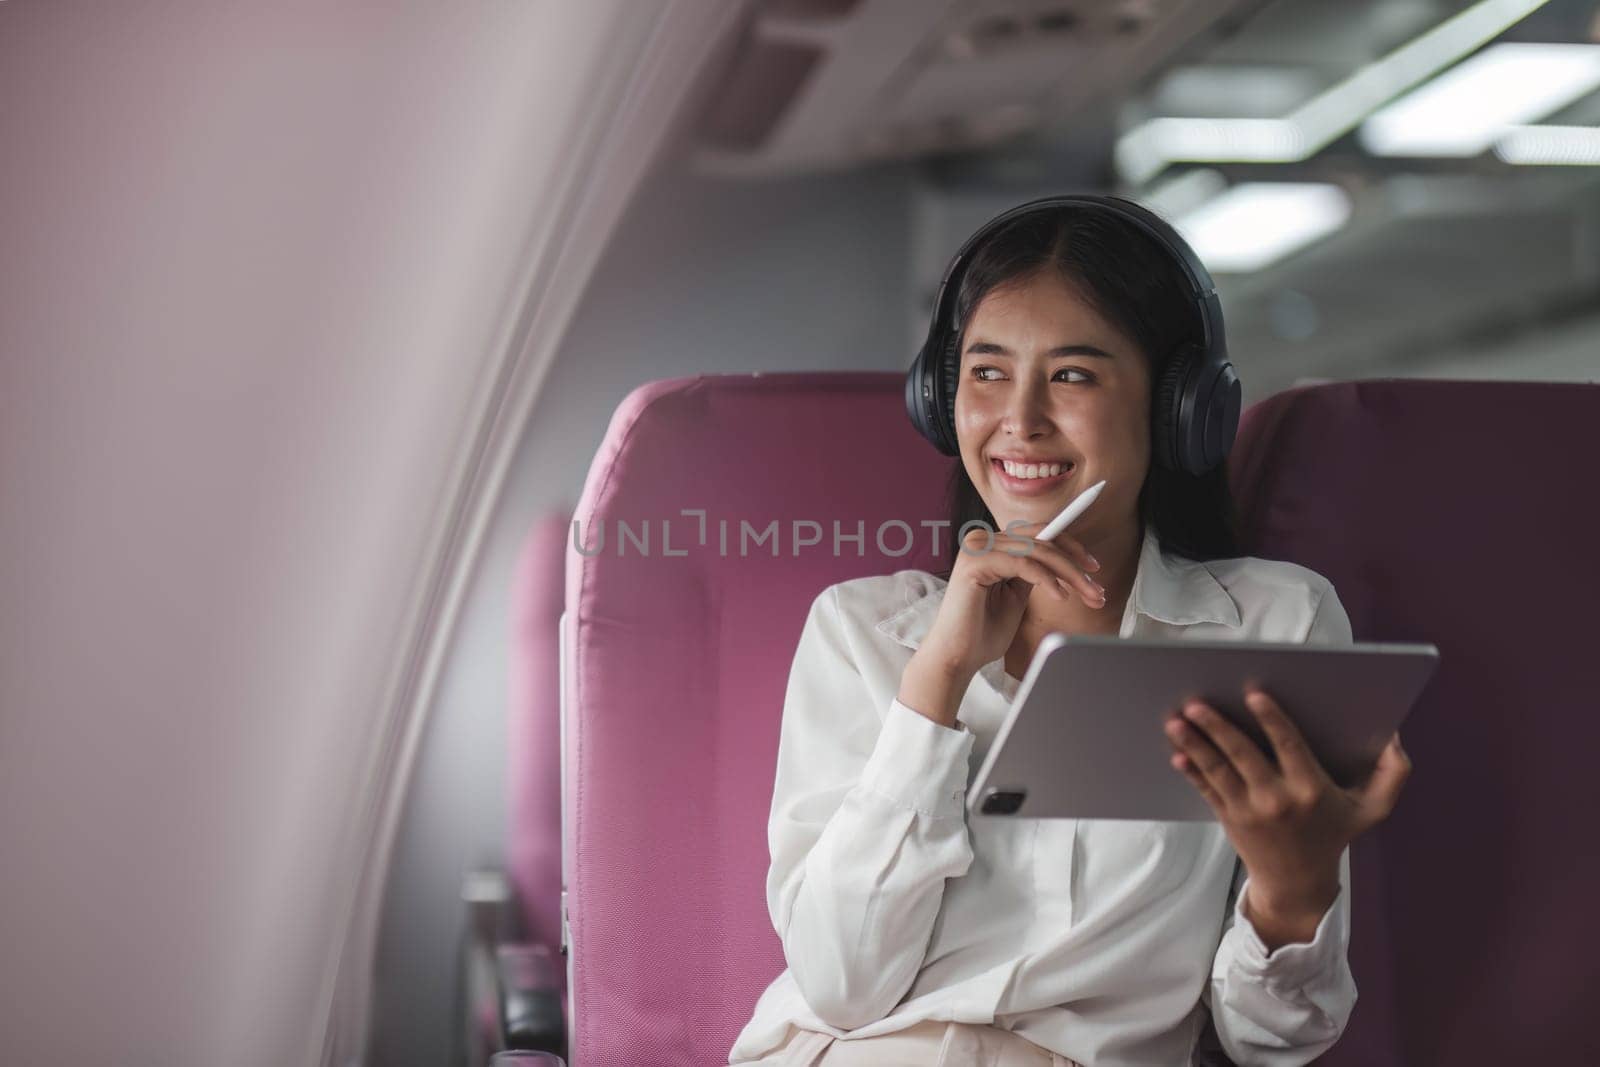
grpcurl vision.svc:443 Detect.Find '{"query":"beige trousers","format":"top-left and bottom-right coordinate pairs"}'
top-left (746, 1019), bottom-right (1084, 1066)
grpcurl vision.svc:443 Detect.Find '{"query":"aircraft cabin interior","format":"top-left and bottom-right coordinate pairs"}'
top-left (3, 2), bottom-right (1598, 1066)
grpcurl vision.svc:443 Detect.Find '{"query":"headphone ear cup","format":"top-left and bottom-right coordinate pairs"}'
top-left (934, 333), bottom-right (961, 456)
top-left (1155, 345), bottom-right (1241, 475)
top-left (1198, 359), bottom-right (1241, 472)
top-left (1152, 352), bottom-right (1191, 473)
top-left (905, 344), bottom-right (934, 447)
top-left (905, 335), bottom-right (961, 457)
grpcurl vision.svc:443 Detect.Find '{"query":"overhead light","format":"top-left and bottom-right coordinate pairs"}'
top-left (1171, 183), bottom-right (1352, 274)
top-left (1150, 65), bottom-right (1323, 120)
top-left (1126, 118), bottom-right (1305, 165)
top-left (1494, 124), bottom-right (1600, 164)
top-left (1361, 44), bottom-right (1600, 156)
top-left (1116, 0), bottom-right (1554, 183)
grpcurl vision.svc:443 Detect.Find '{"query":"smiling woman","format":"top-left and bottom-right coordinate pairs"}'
top-left (729, 199), bottom-right (1397, 1067)
top-left (942, 203), bottom-right (1241, 581)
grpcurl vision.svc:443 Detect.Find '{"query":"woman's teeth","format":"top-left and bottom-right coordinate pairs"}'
top-left (1000, 460), bottom-right (1068, 479)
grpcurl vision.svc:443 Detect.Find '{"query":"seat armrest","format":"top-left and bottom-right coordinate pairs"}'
top-left (490, 1052), bottom-right (566, 1065)
top-left (497, 942), bottom-right (565, 1053)
top-left (457, 869), bottom-right (567, 1063)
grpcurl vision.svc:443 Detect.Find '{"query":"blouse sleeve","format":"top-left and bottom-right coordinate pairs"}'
top-left (1203, 581), bottom-right (1360, 1066)
top-left (765, 585), bottom-right (977, 1031)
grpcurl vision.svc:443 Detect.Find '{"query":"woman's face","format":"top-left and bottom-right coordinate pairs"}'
top-left (954, 268), bottom-right (1153, 543)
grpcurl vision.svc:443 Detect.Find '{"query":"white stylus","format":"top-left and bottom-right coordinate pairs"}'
top-left (1037, 479), bottom-right (1107, 541)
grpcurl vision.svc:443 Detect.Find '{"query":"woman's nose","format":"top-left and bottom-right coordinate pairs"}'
top-left (1001, 381), bottom-right (1052, 438)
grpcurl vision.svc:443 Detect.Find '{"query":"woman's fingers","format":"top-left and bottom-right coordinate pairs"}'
top-left (1242, 686), bottom-right (1328, 786)
top-left (1006, 520), bottom-right (1100, 574)
top-left (1164, 708), bottom-right (1246, 804)
top-left (1013, 557), bottom-right (1073, 603)
top-left (996, 530), bottom-right (1105, 607)
top-left (960, 531), bottom-right (1075, 605)
top-left (1179, 699), bottom-right (1277, 790)
top-left (1354, 732), bottom-right (1412, 826)
top-left (1170, 751), bottom-right (1226, 815)
top-left (962, 520), bottom-right (1104, 607)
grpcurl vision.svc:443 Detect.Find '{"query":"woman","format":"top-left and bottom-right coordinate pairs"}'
top-left (727, 200), bottom-right (1411, 1067)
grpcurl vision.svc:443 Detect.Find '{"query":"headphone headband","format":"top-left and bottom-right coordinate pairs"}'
top-left (922, 194), bottom-right (1225, 360)
top-left (906, 194), bottom-right (1240, 476)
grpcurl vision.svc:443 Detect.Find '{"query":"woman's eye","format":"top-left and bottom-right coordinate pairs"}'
top-left (968, 365), bottom-right (1091, 383)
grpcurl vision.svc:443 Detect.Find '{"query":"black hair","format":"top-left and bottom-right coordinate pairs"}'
top-left (934, 203), bottom-right (1239, 578)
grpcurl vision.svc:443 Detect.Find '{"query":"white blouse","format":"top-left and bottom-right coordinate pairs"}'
top-left (728, 525), bottom-right (1358, 1067)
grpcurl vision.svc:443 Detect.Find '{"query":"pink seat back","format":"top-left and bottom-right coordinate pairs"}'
top-left (561, 373), bottom-right (1600, 1066)
top-left (508, 512), bottom-right (571, 966)
top-left (562, 374), bottom-right (949, 1065)
top-left (1229, 379), bottom-right (1600, 1066)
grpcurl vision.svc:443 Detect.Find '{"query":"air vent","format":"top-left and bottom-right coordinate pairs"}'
top-left (970, 14), bottom-right (1025, 50)
top-left (944, 5), bottom-right (1097, 61)
top-left (1036, 9), bottom-right (1082, 35)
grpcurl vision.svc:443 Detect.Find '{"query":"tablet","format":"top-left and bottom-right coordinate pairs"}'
top-left (966, 634), bottom-right (1439, 821)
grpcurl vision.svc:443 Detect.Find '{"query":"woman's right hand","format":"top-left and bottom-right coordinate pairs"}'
top-left (918, 521), bottom-right (1106, 683)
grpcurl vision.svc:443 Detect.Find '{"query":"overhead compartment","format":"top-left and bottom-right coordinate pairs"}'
top-left (691, 0), bottom-right (1264, 176)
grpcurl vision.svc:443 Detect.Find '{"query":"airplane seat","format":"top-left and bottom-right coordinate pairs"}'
top-left (463, 512), bottom-right (571, 1061)
top-left (508, 512), bottom-right (572, 978)
top-left (560, 373), bottom-right (950, 1065)
top-left (555, 372), bottom-right (1600, 1066)
top-left (1225, 378), bottom-right (1600, 1066)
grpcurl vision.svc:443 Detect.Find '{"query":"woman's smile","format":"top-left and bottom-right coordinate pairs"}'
top-left (989, 456), bottom-right (1077, 497)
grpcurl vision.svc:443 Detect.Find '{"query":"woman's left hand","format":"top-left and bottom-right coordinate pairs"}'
top-left (1164, 686), bottom-right (1412, 948)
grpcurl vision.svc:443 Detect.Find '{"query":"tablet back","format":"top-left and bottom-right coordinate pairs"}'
top-left (967, 634), bottom-right (1439, 821)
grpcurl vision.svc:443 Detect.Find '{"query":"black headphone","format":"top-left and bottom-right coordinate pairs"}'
top-left (904, 194), bottom-right (1241, 477)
